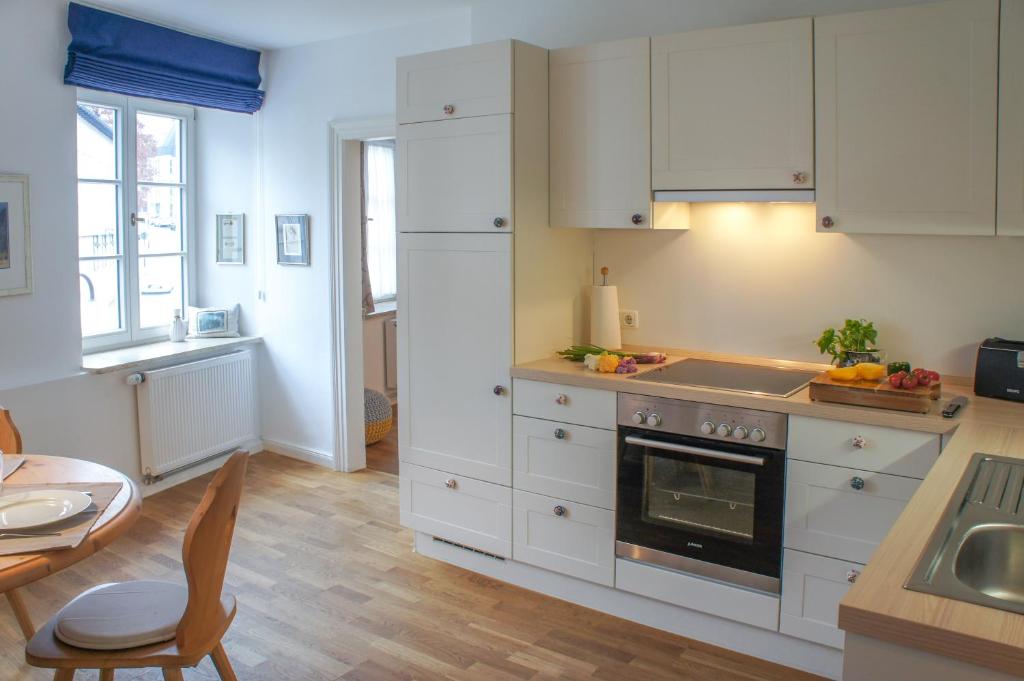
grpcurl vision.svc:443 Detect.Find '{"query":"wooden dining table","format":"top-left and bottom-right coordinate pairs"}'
top-left (0, 455), bottom-right (141, 634)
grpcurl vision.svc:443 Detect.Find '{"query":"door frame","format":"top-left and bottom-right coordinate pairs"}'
top-left (328, 116), bottom-right (396, 472)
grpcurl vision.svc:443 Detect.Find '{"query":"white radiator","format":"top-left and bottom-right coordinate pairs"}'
top-left (136, 350), bottom-right (258, 482)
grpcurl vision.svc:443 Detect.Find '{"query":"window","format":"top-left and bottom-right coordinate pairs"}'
top-left (362, 140), bottom-right (397, 304)
top-left (76, 93), bottom-right (194, 351)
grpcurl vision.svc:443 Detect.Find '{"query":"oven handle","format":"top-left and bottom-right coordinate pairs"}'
top-left (624, 435), bottom-right (766, 467)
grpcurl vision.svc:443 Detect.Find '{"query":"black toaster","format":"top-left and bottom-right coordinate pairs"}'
top-left (975, 338), bottom-right (1024, 402)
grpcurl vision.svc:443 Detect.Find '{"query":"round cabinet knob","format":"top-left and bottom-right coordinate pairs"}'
top-left (631, 213), bottom-right (644, 225)
top-left (493, 217), bottom-right (506, 228)
top-left (553, 505), bottom-right (567, 517)
top-left (700, 421), bottom-right (716, 436)
top-left (852, 435), bottom-right (867, 449)
top-left (445, 478), bottom-right (457, 489)
top-left (750, 428), bottom-right (767, 443)
top-left (493, 385), bottom-right (507, 396)
top-left (850, 476), bottom-right (866, 491)
top-left (632, 411), bottom-right (646, 425)
top-left (733, 426), bottom-right (749, 440)
top-left (793, 171), bottom-right (808, 185)
top-left (847, 569), bottom-right (861, 584)
top-left (716, 423), bottom-right (732, 438)
top-left (646, 413), bottom-right (662, 427)
top-left (555, 394), bottom-right (569, 405)
top-left (554, 428), bottom-right (567, 440)
top-left (443, 104), bottom-right (455, 115)
top-left (821, 216), bottom-right (835, 229)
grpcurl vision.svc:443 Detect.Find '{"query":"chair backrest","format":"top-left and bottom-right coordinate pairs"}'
top-left (0, 408), bottom-right (23, 454)
top-left (175, 450), bottom-right (249, 651)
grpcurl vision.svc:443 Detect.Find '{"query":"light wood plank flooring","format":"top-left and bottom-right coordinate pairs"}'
top-left (1, 453), bottom-right (824, 680)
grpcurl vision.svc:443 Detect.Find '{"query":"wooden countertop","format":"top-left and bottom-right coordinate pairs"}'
top-left (514, 348), bottom-right (1024, 675)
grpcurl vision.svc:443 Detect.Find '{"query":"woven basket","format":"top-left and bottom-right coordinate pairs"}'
top-left (364, 388), bottom-right (394, 445)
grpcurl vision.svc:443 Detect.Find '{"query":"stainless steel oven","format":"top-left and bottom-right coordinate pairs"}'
top-left (616, 394), bottom-right (787, 593)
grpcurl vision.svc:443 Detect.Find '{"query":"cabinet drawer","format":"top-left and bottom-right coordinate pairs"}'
top-left (512, 490), bottom-right (615, 586)
top-left (513, 416), bottom-right (616, 509)
top-left (400, 463), bottom-right (511, 557)
top-left (788, 415), bottom-right (940, 479)
top-left (785, 459), bottom-right (920, 564)
top-left (512, 379), bottom-right (616, 430)
top-left (781, 549), bottom-right (863, 649)
top-left (397, 41), bottom-right (512, 124)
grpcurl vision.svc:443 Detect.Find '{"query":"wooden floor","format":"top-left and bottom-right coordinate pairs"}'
top-left (1, 453), bottom-right (824, 681)
top-left (365, 407), bottom-right (398, 475)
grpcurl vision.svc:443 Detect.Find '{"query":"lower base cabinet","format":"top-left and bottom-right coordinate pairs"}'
top-left (512, 489), bottom-right (615, 586)
top-left (780, 549), bottom-right (863, 648)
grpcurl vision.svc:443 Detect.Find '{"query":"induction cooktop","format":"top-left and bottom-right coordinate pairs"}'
top-left (635, 358), bottom-right (819, 398)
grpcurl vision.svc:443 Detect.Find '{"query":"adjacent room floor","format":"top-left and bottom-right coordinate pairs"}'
top-left (1, 453), bottom-right (823, 681)
top-left (366, 408), bottom-right (399, 475)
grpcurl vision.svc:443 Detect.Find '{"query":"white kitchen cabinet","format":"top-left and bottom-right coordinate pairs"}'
top-left (396, 40), bottom-right (512, 124)
top-left (815, 0), bottom-right (999, 235)
top-left (512, 378), bottom-right (617, 430)
top-left (513, 490), bottom-right (615, 586)
top-left (400, 462), bottom-right (512, 557)
top-left (785, 459), bottom-right (921, 565)
top-left (549, 37), bottom-right (652, 229)
top-left (652, 18), bottom-right (813, 191)
top-left (512, 415), bottom-right (617, 509)
top-left (999, 0), bottom-right (1024, 236)
top-left (397, 115), bottom-right (513, 233)
top-left (780, 549), bottom-right (863, 649)
top-left (397, 233), bottom-right (513, 485)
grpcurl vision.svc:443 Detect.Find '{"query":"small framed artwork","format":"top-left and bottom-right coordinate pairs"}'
top-left (276, 214), bottom-right (310, 266)
top-left (0, 174), bottom-right (31, 297)
top-left (216, 213), bottom-right (245, 265)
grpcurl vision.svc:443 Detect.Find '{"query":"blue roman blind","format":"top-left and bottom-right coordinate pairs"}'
top-left (64, 3), bottom-right (264, 113)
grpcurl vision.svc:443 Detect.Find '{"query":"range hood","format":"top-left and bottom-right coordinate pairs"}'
top-left (654, 189), bottom-right (815, 204)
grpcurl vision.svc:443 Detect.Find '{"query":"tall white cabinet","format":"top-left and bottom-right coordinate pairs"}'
top-left (999, 0), bottom-right (1024, 236)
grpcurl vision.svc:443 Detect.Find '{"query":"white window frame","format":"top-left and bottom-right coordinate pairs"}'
top-left (77, 90), bottom-right (197, 353)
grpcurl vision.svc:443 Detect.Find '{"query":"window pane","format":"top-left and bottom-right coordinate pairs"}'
top-left (364, 140), bottom-right (397, 302)
top-left (77, 182), bottom-right (120, 257)
top-left (76, 104), bottom-right (117, 181)
top-left (80, 258), bottom-right (123, 336)
top-left (137, 184), bottom-right (183, 254)
top-left (137, 112), bottom-right (182, 183)
top-left (139, 255), bottom-right (184, 328)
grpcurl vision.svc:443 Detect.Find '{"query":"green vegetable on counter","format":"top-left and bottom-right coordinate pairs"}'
top-left (887, 361), bottom-right (912, 376)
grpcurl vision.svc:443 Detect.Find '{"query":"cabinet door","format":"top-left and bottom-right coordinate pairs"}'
top-left (781, 549), bottom-right (863, 649)
top-left (785, 460), bottom-right (920, 564)
top-left (550, 38), bottom-right (651, 229)
top-left (815, 0), bottom-right (998, 235)
top-left (396, 41), bottom-right (512, 124)
top-left (999, 0), bottom-right (1024, 236)
top-left (398, 233), bottom-right (512, 485)
top-left (397, 116), bottom-right (512, 233)
top-left (652, 18), bottom-right (813, 191)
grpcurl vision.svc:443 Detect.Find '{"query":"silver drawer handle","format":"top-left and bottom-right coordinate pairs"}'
top-left (553, 505), bottom-right (567, 517)
top-left (554, 428), bottom-right (567, 440)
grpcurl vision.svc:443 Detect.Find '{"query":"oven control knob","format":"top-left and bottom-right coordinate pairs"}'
top-left (646, 413), bottom-right (662, 427)
top-left (700, 421), bottom-right (715, 436)
top-left (716, 423), bottom-right (732, 437)
top-left (733, 426), bottom-right (748, 440)
top-left (631, 411), bottom-right (646, 425)
top-left (750, 427), bottom-right (767, 443)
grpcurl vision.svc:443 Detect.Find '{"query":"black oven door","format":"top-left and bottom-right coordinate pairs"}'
top-left (616, 426), bottom-right (784, 592)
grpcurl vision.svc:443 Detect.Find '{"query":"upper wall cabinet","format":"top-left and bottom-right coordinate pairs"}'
top-left (550, 38), bottom-right (652, 229)
top-left (815, 0), bottom-right (999, 236)
top-left (397, 41), bottom-right (512, 124)
top-left (999, 0), bottom-right (1024, 236)
top-left (652, 18), bottom-right (813, 191)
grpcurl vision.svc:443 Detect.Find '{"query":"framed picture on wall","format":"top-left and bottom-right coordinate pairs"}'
top-left (216, 213), bottom-right (245, 264)
top-left (275, 214), bottom-right (310, 266)
top-left (0, 174), bottom-right (32, 297)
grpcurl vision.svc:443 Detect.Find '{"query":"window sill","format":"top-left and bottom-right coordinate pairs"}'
top-left (82, 336), bottom-right (262, 374)
top-left (365, 300), bottom-right (397, 318)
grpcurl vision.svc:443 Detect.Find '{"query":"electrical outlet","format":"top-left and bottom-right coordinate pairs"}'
top-left (621, 310), bottom-right (639, 329)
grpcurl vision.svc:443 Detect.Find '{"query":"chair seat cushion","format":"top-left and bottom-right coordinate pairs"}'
top-left (54, 580), bottom-right (187, 650)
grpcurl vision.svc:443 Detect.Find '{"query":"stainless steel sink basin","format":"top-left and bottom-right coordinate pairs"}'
top-left (906, 454), bottom-right (1024, 615)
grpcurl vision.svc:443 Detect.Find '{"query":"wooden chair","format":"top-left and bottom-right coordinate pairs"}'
top-left (26, 451), bottom-right (249, 681)
top-left (0, 407), bottom-right (35, 640)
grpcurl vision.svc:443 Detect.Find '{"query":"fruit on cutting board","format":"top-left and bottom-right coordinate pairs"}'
top-left (887, 361), bottom-right (911, 376)
top-left (886, 368), bottom-right (941, 390)
top-left (855, 363), bottom-right (886, 380)
top-left (827, 366), bottom-right (860, 382)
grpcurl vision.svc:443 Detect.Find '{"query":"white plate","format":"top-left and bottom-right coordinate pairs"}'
top-left (0, 490), bottom-right (93, 530)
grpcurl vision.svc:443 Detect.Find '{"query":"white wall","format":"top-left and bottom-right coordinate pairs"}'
top-left (471, 0), bottom-right (1024, 377)
top-left (256, 11), bottom-right (471, 457)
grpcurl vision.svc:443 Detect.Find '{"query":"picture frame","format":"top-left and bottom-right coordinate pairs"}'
top-left (0, 174), bottom-right (31, 297)
top-left (275, 214), bottom-right (310, 266)
top-left (215, 213), bottom-right (245, 265)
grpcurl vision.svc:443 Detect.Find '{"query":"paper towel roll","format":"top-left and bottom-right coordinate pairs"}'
top-left (591, 285), bottom-right (621, 350)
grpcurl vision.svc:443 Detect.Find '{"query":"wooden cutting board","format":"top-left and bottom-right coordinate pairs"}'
top-left (809, 372), bottom-right (941, 413)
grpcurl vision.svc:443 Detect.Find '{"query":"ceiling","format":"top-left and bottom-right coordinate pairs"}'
top-left (87, 0), bottom-right (476, 50)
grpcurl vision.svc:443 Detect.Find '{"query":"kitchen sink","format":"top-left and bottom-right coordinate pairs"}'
top-left (906, 454), bottom-right (1024, 615)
